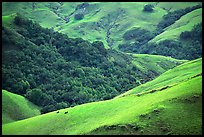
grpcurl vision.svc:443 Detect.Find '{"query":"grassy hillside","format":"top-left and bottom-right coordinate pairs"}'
top-left (2, 89), bottom-right (41, 124)
top-left (117, 58), bottom-right (202, 98)
top-left (156, 2), bottom-right (201, 12)
top-left (150, 8), bottom-right (202, 43)
top-left (3, 2), bottom-right (200, 49)
top-left (2, 58), bottom-right (202, 135)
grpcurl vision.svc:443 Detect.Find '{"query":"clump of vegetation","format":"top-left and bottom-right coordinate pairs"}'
top-left (123, 27), bottom-right (154, 42)
top-left (74, 13), bottom-right (84, 20)
top-left (143, 4), bottom-right (154, 12)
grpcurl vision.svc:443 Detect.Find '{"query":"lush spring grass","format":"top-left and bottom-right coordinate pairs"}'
top-left (2, 58), bottom-right (202, 135)
top-left (117, 58), bottom-right (202, 97)
top-left (2, 90), bottom-right (41, 124)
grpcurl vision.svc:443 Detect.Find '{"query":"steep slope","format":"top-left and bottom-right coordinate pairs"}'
top-left (2, 58), bottom-right (202, 135)
top-left (2, 89), bottom-right (41, 124)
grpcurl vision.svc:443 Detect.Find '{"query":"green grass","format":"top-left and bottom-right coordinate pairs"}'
top-left (2, 90), bottom-right (41, 124)
top-left (150, 8), bottom-right (202, 43)
top-left (2, 2), bottom-right (166, 49)
top-left (2, 58), bottom-right (202, 135)
top-left (2, 2), bottom-right (201, 49)
top-left (157, 2), bottom-right (201, 11)
top-left (2, 14), bottom-right (16, 28)
top-left (117, 58), bottom-right (202, 97)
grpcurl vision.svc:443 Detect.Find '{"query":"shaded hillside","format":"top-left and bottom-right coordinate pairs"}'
top-left (2, 14), bottom-right (184, 114)
top-left (2, 89), bottom-right (41, 124)
top-left (2, 58), bottom-right (202, 135)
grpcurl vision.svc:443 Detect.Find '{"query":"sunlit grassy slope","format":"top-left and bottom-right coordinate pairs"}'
top-left (2, 90), bottom-right (41, 124)
top-left (150, 8), bottom-right (202, 43)
top-left (2, 58), bottom-right (202, 135)
top-left (117, 58), bottom-right (202, 98)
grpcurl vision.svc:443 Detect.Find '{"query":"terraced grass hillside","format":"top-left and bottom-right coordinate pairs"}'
top-left (2, 2), bottom-right (201, 49)
top-left (2, 58), bottom-right (202, 135)
top-left (2, 89), bottom-right (41, 124)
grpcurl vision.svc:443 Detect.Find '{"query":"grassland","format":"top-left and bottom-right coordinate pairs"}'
top-left (2, 58), bottom-right (202, 135)
top-left (117, 58), bottom-right (202, 97)
top-left (2, 2), bottom-right (201, 49)
top-left (2, 90), bottom-right (41, 124)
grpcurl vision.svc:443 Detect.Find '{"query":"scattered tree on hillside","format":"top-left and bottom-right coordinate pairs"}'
top-left (74, 13), bottom-right (84, 20)
top-left (143, 4), bottom-right (154, 12)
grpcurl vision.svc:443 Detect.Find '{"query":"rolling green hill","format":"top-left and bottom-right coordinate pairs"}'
top-left (117, 57), bottom-right (202, 98)
top-left (2, 89), bottom-right (41, 124)
top-left (2, 58), bottom-right (202, 135)
top-left (2, 2), bottom-right (201, 49)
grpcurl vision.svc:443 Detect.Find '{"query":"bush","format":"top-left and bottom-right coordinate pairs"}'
top-left (180, 31), bottom-right (191, 39)
top-left (74, 13), bottom-right (84, 20)
top-left (143, 4), bottom-right (154, 12)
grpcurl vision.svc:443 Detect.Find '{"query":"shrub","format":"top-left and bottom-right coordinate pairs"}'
top-left (74, 13), bottom-right (84, 20)
top-left (143, 4), bottom-right (154, 12)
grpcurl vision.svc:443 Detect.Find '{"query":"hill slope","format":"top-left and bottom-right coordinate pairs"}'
top-left (2, 58), bottom-right (202, 135)
top-left (2, 2), bottom-right (201, 49)
top-left (117, 58), bottom-right (202, 98)
top-left (2, 89), bottom-right (41, 124)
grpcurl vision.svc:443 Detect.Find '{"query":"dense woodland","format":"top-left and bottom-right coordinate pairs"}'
top-left (2, 15), bottom-right (159, 114)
